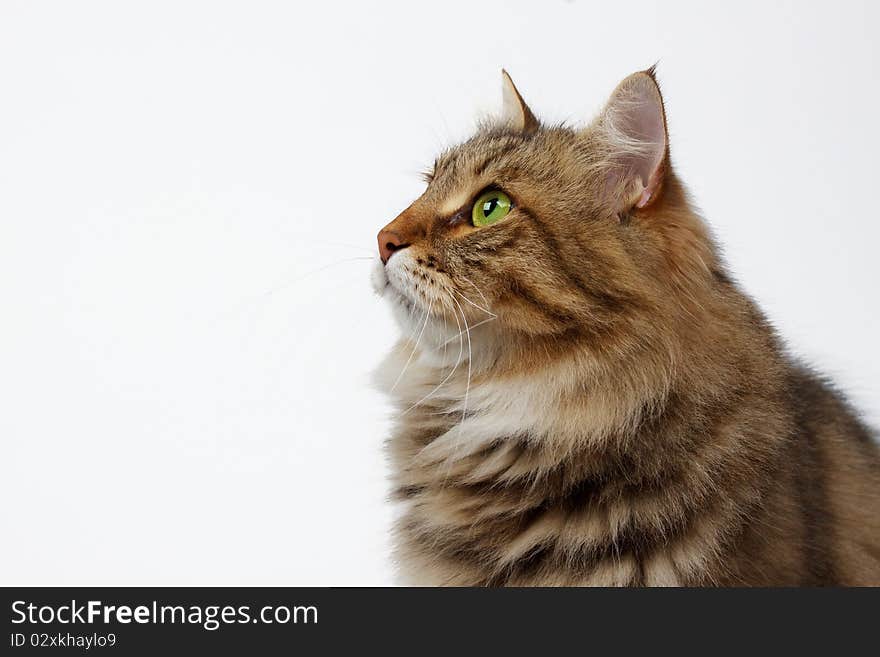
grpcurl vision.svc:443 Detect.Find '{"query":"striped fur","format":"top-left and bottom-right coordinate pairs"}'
top-left (374, 69), bottom-right (880, 586)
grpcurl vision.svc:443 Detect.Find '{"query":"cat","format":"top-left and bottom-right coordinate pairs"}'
top-left (372, 67), bottom-right (880, 586)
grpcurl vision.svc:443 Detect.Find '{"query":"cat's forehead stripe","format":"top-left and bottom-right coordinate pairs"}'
top-left (471, 137), bottom-right (522, 176)
top-left (436, 134), bottom-right (524, 181)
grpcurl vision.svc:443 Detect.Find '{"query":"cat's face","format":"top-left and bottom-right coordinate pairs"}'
top-left (374, 70), bottom-right (707, 363)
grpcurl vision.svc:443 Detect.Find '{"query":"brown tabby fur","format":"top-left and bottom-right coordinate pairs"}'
top-left (374, 68), bottom-right (880, 586)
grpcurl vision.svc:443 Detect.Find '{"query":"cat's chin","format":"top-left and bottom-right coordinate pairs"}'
top-left (387, 288), bottom-right (428, 334)
top-left (376, 251), bottom-right (491, 356)
top-left (374, 255), bottom-right (438, 333)
top-left (370, 257), bottom-right (388, 296)
top-left (381, 284), bottom-right (454, 353)
top-left (373, 258), bottom-right (417, 335)
top-left (374, 254), bottom-right (429, 332)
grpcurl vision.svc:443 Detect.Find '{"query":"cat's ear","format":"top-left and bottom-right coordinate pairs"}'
top-left (499, 69), bottom-right (539, 133)
top-left (594, 68), bottom-right (668, 211)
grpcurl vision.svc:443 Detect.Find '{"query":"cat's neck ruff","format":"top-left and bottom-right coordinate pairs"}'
top-left (376, 334), bottom-right (662, 463)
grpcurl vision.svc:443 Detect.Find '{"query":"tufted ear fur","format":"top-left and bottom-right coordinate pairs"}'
top-left (594, 68), bottom-right (668, 211)
top-left (499, 69), bottom-right (539, 133)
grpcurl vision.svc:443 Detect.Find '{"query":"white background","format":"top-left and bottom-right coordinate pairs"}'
top-left (1, 1), bottom-right (878, 585)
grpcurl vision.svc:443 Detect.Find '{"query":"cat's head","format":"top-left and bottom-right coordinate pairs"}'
top-left (374, 69), bottom-right (716, 370)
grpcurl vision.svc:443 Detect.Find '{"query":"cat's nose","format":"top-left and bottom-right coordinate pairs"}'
top-left (377, 229), bottom-right (410, 264)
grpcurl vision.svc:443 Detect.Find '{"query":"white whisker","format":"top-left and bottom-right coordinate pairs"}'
top-left (438, 293), bottom-right (473, 484)
top-left (401, 295), bottom-right (464, 416)
top-left (451, 292), bottom-right (473, 437)
top-left (258, 257), bottom-right (374, 300)
top-left (439, 316), bottom-right (496, 347)
top-left (451, 287), bottom-right (496, 317)
top-left (214, 256), bottom-right (372, 322)
top-left (390, 300), bottom-right (433, 393)
top-left (458, 274), bottom-right (492, 311)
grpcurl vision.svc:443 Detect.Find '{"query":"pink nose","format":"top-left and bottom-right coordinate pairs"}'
top-left (377, 229), bottom-right (409, 264)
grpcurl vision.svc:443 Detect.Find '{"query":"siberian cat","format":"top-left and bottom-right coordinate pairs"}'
top-left (372, 68), bottom-right (880, 586)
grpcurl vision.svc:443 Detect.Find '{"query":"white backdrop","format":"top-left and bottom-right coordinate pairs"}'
top-left (1, 1), bottom-right (878, 585)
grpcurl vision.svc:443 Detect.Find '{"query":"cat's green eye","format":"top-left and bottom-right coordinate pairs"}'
top-left (472, 190), bottom-right (512, 227)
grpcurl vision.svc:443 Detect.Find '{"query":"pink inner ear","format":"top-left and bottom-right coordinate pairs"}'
top-left (607, 74), bottom-right (667, 209)
top-left (636, 188), bottom-right (653, 208)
